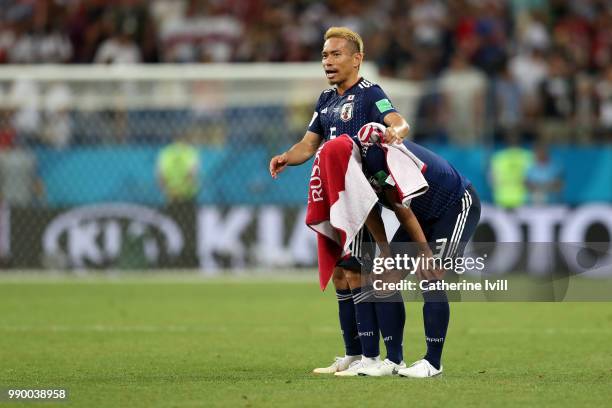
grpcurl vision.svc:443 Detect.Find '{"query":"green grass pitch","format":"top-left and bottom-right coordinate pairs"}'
top-left (0, 274), bottom-right (611, 407)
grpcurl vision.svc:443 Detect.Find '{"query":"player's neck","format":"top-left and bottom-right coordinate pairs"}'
top-left (336, 74), bottom-right (360, 95)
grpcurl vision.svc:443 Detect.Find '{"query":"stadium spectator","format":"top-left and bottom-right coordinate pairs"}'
top-left (514, 10), bottom-right (550, 54)
top-left (526, 141), bottom-right (564, 205)
top-left (538, 50), bottom-right (576, 142)
top-left (375, 17), bottom-right (416, 77)
top-left (8, 20), bottom-right (37, 64)
top-left (0, 20), bottom-right (17, 64)
top-left (439, 51), bottom-right (486, 145)
top-left (492, 58), bottom-right (523, 141)
top-left (591, 6), bottom-right (612, 72)
top-left (574, 74), bottom-right (597, 143)
top-left (41, 82), bottom-right (73, 149)
top-left (0, 148), bottom-right (44, 206)
top-left (402, 57), bottom-right (450, 144)
top-left (509, 46), bottom-right (548, 114)
top-left (469, 1), bottom-right (508, 75)
top-left (156, 138), bottom-right (200, 204)
top-left (107, 1), bottom-right (159, 63)
top-left (595, 66), bottom-right (612, 140)
top-left (94, 27), bottom-right (141, 64)
top-left (409, 0), bottom-right (448, 48)
top-left (489, 133), bottom-right (532, 209)
top-left (0, 109), bottom-right (16, 149)
top-left (155, 135), bottom-right (201, 269)
top-left (9, 78), bottom-right (41, 147)
top-left (65, 0), bottom-right (119, 63)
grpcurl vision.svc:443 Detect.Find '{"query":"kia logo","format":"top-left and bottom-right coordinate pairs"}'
top-left (43, 203), bottom-right (184, 268)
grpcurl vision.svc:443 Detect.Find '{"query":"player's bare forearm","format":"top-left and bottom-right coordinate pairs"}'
top-left (383, 189), bottom-right (430, 256)
top-left (383, 189), bottom-right (442, 280)
top-left (285, 138), bottom-right (320, 166)
top-left (395, 206), bottom-right (431, 256)
top-left (364, 207), bottom-right (391, 257)
top-left (269, 131), bottom-right (321, 178)
top-left (383, 112), bottom-right (410, 143)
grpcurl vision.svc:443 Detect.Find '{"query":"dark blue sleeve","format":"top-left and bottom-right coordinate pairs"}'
top-left (307, 93), bottom-right (325, 135)
top-left (366, 85), bottom-right (398, 124)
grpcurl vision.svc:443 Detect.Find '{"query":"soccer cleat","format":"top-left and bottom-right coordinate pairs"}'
top-left (334, 356), bottom-right (380, 377)
top-left (357, 358), bottom-right (406, 377)
top-left (313, 355), bottom-right (361, 374)
top-left (397, 359), bottom-right (443, 378)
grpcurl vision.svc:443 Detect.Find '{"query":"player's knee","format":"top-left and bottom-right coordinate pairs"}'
top-left (343, 269), bottom-right (362, 290)
top-left (332, 267), bottom-right (349, 290)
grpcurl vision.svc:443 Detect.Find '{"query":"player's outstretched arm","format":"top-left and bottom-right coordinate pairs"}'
top-left (269, 131), bottom-right (322, 178)
top-left (383, 112), bottom-right (410, 144)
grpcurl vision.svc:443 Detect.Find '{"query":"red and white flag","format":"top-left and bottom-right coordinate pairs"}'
top-left (305, 135), bottom-right (378, 290)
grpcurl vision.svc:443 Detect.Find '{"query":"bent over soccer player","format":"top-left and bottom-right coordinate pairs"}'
top-left (353, 130), bottom-right (481, 377)
top-left (269, 27), bottom-right (411, 375)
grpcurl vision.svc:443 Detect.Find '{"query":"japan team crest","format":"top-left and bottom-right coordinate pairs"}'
top-left (340, 103), bottom-right (353, 122)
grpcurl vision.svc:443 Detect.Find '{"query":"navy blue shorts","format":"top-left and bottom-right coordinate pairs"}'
top-left (336, 225), bottom-right (376, 273)
top-left (391, 184), bottom-right (481, 259)
top-left (338, 185), bottom-right (480, 273)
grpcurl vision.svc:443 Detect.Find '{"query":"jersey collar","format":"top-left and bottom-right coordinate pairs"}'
top-left (335, 77), bottom-right (363, 95)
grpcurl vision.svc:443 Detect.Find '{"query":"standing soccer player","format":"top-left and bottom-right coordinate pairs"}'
top-left (269, 27), bottom-right (410, 374)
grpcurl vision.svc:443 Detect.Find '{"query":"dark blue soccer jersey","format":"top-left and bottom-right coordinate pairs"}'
top-left (357, 138), bottom-right (471, 222)
top-left (307, 77), bottom-right (397, 141)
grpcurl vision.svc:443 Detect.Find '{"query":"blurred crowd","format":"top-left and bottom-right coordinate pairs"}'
top-left (0, 0), bottom-right (612, 147)
top-left (1, 0), bottom-right (612, 145)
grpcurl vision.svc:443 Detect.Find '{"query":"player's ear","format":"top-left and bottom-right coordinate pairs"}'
top-left (353, 52), bottom-right (363, 69)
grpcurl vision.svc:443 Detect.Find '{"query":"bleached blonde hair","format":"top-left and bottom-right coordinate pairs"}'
top-left (324, 27), bottom-right (364, 54)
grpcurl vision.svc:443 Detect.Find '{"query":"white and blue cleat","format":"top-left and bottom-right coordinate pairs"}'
top-left (357, 358), bottom-right (406, 377)
top-left (397, 359), bottom-right (443, 378)
top-left (313, 355), bottom-right (361, 374)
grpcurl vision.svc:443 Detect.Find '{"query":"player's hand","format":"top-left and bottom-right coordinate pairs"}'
top-left (415, 253), bottom-right (445, 282)
top-left (416, 266), bottom-right (445, 282)
top-left (269, 153), bottom-right (288, 179)
top-left (384, 126), bottom-right (402, 144)
top-left (379, 246), bottom-right (392, 260)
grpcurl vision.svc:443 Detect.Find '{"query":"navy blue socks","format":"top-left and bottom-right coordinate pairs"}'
top-left (422, 288), bottom-right (449, 370)
top-left (335, 288), bottom-right (362, 356)
top-left (374, 291), bottom-right (405, 364)
top-left (340, 283), bottom-right (448, 369)
top-left (351, 285), bottom-right (380, 358)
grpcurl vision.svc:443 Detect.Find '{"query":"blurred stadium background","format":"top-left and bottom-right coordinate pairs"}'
top-left (0, 0), bottom-right (610, 277)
